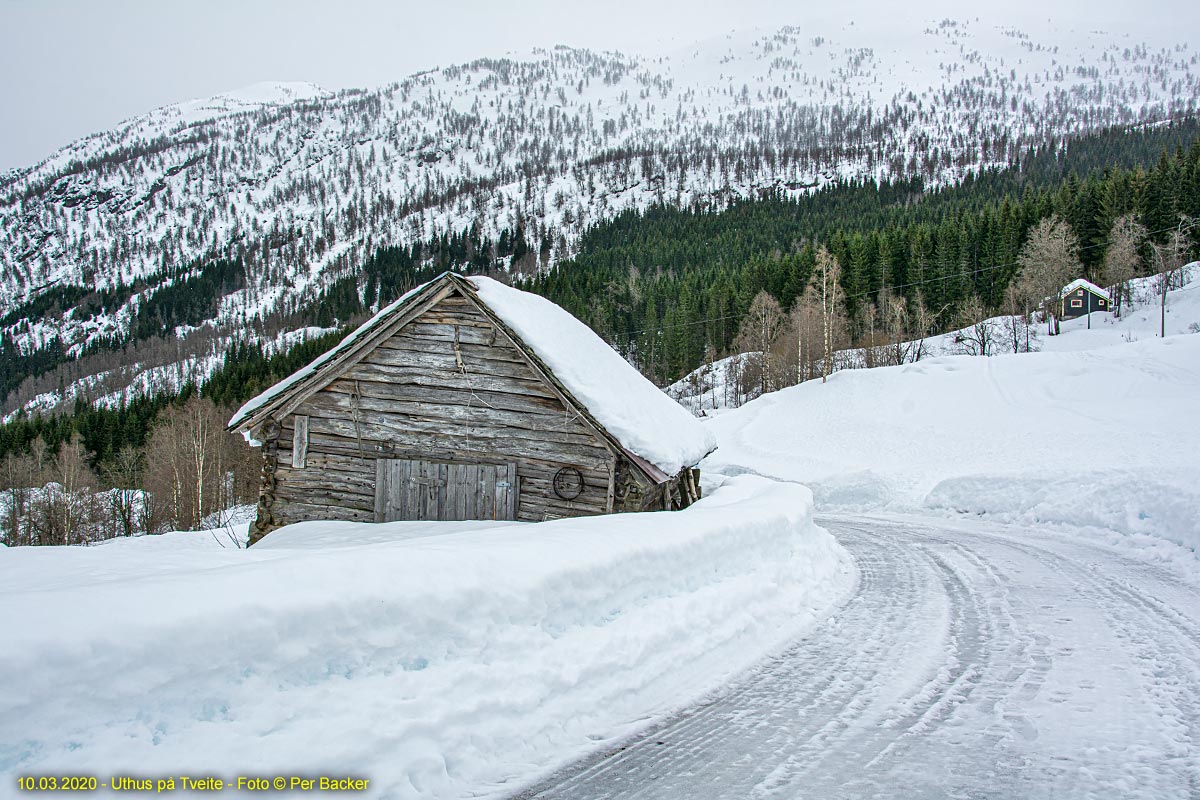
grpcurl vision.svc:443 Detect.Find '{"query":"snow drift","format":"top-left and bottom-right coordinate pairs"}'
top-left (0, 476), bottom-right (850, 799)
top-left (704, 334), bottom-right (1200, 564)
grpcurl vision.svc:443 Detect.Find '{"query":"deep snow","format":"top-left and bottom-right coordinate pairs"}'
top-left (703, 320), bottom-right (1200, 570)
top-left (0, 476), bottom-right (850, 799)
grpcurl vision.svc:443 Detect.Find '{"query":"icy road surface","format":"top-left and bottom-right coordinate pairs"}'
top-left (514, 515), bottom-right (1200, 800)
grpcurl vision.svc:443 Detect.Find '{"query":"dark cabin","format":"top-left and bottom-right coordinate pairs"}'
top-left (1059, 279), bottom-right (1110, 320)
top-left (228, 272), bottom-right (715, 544)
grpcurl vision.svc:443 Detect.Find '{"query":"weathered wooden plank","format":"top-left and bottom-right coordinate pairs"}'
top-left (275, 487), bottom-right (374, 511)
top-left (275, 462), bottom-right (374, 482)
top-left (299, 387), bottom-right (596, 439)
top-left (373, 459), bottom-right (384, 522)
top-left (324, 376), bottom-right (564, 414)
top-left (422, 460), bottom-right (441, 522)
top-left (343, 361), bottom-right (558, 399)
top-left (302, 409), bottom-right (607, 456)
top-left (436, 462), bottom-right (449, 521)
top-left (463, 462), bottom-right (477, 520)
top-left (299, 450), bottom-right (378, 474)
top-left (303, 430), bottom-right (606, 470)
top-left (434, 294), bottom-right (475, 307)
top-left (517, 480), bottom-right (607, 509)
top-left (376, 336), bottom-right (528, 366)
top-left (606, 459), bottom-right (617, 514)
top-left (418, 313), bottom-right (497, 329)
top-left (518, 496), bottom-right (604, 515)
top-left (521, 503), bottom-right (608, 520)
top-left (399, 322), bottom-right (499, 346)
top-left (459, 463), bottom-right (480, 521)
top-left (447, 463), bottom-right (461, 520)
top-left (302, 430), bottom-right (607, 471)
top-left (412, 460), bottom-right (427, 519)
top-left (481, 466), bottom-right (496, 520)
top-left (290, 415), bottom-right (309, 468)
top-left (505, 463), bottom-right (517, 520)
top-left (419, 296), bottom-right (491, 313)
top-left (515, 501), bottom-right (605, 522)
top-left (363, 346), bottom-right (544, 380)
top-left (494, 465), bottom-right (507, 521)
top-left (519, 453), bottom-right (615, 474)
top-left (276, 471), bottom-right (376, 495)
top-left (399, 459), bottom-right (413, 521)
top-left (519, 466), bottom-right (611, 491)
top-left (277, 501), bottom-right (375, 524)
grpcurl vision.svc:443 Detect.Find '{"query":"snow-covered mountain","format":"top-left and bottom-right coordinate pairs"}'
top-left (2, 17), bottom-right (1198, 416)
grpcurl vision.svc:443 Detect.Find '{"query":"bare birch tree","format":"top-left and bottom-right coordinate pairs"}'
top-left (145, 397), bottom-right (255, 531)
top-left (1016, 214), bottom-right (1083, 335)
top-left (734, 290), bottom-right (785, 397)
top-left (952, 296), bottom-right (996, 356)
top-left (814, 246), bottom-right (846, 382)
top-left (1101, 213), bottom-right (1147, 318)
top-left (101, 448), bottom-right (145, 538)
top-left (27, 435), bottom-right (98, 546)
top-left (1152, 215), bottom-right (1195, 338)
top-left (907, 295), bottom-right (940, 363)
top-left (1001, 282), bottom-right (1037, 354)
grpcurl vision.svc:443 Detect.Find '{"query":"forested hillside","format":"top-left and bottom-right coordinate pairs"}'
top-left (4, 118), bottom-right (1197, 454)
top-left (3, 18), bottom-right (1199, 426)
top-left (1, 114), bottom-right (1197, 546)
top-left (533, 122), bottom-right (1200, 383)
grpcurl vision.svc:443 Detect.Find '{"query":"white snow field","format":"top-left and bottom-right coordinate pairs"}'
top-left (693, 270), bottom-right (1200, 570)
top-left (0, 476), bottom-right (850, 799)
top-left (703, 331), bottom-right (1200, 570)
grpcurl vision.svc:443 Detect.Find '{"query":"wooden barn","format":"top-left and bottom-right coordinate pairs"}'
top-left (228, 272), bottom-right (715, 544)
top-left (1059, 278), bottom-right (1111, 320)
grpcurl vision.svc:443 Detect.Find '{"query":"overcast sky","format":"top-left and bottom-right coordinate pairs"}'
top-left (1, 0), bottom-right (1194, 173)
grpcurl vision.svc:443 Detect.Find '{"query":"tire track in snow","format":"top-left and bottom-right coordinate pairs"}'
top-left (509, 515), bottom-right (1200, 800)
top-left (513, 523), bottom-right (1006, 799)
top-left (966, 531), bottom-right (1200, 795)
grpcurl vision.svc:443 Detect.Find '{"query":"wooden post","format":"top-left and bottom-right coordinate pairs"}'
top-left (292, 415), bottom-right (309, 468)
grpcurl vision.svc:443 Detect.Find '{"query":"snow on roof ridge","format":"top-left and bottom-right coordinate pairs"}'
top-left (1060, 278), bottom-right (1111, 300)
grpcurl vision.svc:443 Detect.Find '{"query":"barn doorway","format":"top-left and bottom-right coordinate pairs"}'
top-left (374, 459), bottom-right (518, 522)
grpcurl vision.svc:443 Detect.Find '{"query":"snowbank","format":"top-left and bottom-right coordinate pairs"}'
top-left (0, 476), bottom-right (850, 799)
top-left (704, 334), bottom-right (1200, 567)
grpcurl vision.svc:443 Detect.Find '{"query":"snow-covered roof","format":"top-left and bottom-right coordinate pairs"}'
top-left (228, 273), bottom-right (715, 475)
top-left (1059, 278), bottom-right (1110, 301)
top-left (467, 276), bottom-right (715, 474)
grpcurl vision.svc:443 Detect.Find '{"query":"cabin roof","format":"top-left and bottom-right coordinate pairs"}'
top-left (1059, 278), bottom-right (1111, 301)
top-left (228, 272), bottom-right (715, 476)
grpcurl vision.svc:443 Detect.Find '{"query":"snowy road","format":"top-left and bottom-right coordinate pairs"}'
top-left (513, 515), bottom-right (1200, 800)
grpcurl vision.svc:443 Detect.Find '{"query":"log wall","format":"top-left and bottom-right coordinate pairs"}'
top-left (265, 292), bottom-right (629, 527)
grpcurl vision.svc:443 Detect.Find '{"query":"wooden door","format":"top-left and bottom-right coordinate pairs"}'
top-left (375, 459), bottom-right (517, 522)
